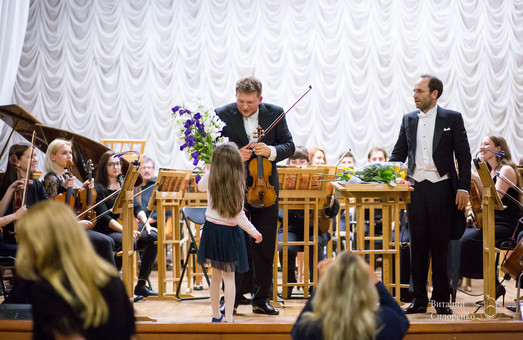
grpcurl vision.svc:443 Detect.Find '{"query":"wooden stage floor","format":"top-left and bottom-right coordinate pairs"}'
top-left (2, 270), bottom-right (523, 339)
top-left (134, 271), bottom-right (522, 324)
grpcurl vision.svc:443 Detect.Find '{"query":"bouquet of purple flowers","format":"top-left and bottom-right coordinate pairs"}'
top-left (171, 98), bottom-right (228, 180)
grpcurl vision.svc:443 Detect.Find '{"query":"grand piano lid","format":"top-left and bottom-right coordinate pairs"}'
top-left (0, 104), bottom-right (142, 185)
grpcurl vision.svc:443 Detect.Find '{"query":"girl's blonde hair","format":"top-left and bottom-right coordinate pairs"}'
top-left (44, 139), bottom-right (72, 175)
top-left (16, 200), bottom-right (118, 328)
top-left (209, 142), bottom-right (246, 218)
top-left (299, 252), bottom-right (379, 340)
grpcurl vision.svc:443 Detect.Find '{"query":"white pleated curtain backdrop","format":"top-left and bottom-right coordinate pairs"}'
top-left (2, 0), bottom-right (522, 170)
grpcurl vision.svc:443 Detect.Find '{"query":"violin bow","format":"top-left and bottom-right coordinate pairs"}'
top-left (20, 131), bottom-right (36, 206)
top-left (256, 85), bottom-right (312, 143)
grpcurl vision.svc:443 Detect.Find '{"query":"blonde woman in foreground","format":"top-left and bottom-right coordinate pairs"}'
top-left (292, 252), bottom-right (409, 340)
top-left (16, 200), bottom-right (136, 340)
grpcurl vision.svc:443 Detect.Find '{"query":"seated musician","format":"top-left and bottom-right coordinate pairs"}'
top-left (42, 139), bottom-right (116, 265)
top-left (459, 135), bottom-right (522, 303)
top-left (0, 180), bottom-right (28, 256)
top-left (337, 150), bottom-right (356, 168)
top-left (136, 157), bottom-right (171, 229)
top-left (278, 146), bottom-right (339, 296)
top-left (93, 151), bottom-right (158, 297)
top-left (0, 144), bottom-right (47, 251)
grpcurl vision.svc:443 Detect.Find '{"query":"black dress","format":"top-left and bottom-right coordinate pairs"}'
top-left (28, 276), bottom-right (136, 340)
top-left (460, 178), bottom-right (521, 279)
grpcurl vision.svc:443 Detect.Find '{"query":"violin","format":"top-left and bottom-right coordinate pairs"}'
top-left (247, 126), bottom-right (276, 208)
top-left (56, 160), bottom-right (77, 210)
top-left (467, 178), bottom-right (483, 229)
top-left (77, 159), bottom-right (97, 222)
top-left (245, 86), bottom-right (313, 208)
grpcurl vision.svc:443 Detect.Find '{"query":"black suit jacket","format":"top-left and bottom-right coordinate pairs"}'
top-left (216, 102), bottom-right (295, 194)
top-left (389, 106), bottom-right (471, 239)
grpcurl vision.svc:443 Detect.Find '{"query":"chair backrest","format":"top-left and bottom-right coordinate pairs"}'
top-left (100, 139), bottom-right (146, 162)
top-left (182, 207), bottom-right (207, 225)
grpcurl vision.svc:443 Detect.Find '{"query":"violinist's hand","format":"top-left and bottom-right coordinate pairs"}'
top-left (456, 191), bottom-right (469, 210)
top-left (144, 222), bottom-right (157, 235)
top-left (252, 142), bottom-right (271, 158)
top-left (82, 179), bottom-right (94, 189)
top-left (78, 220), bottom-right (92, 230)
top-left (8, 179), bottom-right (25, 192)
top-left (253, 232), bottom-right (263, 243)
top-left (239, 143), bottom-right (253, 162)
top-left (13, 206), bottom-right (28, 219)
top-left (64, 176), bottom-right (75, 189)
top-left (133, 230), bottom-right (141, 240)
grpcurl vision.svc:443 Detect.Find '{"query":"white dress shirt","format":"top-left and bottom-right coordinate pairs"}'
top-left (411, 105), bottom-right (449, 183)
top-left (243, 108), bottom-right (277, 161)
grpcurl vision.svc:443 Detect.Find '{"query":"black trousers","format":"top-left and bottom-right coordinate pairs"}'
top-left (110, 230), bottom-right (158, 281)
top-left (407, 179), bottom-right (453, 305)
top-left (86, 230), bottom-right (115, 266)
top-left (235, 203), bottom-right (279, 306)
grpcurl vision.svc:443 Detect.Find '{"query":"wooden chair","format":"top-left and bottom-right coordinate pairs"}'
top-left (100, 139), bottom-right (146, 162)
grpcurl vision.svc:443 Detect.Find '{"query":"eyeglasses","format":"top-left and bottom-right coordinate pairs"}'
top-left (107, 162), bottom-right (122, 168)
top-left (141, 166), bottom-right (154, 170)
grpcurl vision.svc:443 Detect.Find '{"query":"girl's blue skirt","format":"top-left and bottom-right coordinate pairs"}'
top-left (197, 220), bottom-right (249, 273)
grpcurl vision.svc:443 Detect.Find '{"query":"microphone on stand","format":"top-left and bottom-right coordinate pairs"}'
top-left (114, 151), bottom-right (141, 166)
top-left (473, 149), bottom-right (505, 170)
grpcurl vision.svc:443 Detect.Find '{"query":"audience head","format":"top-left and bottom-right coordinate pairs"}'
top-left (139, 157), bottom-right (156, 183)
top-left (338, 151), bottom-right (355, 168)
top-left (367, 147), bottom-right (387, 163)
top-left (299, 251), bottom-right (378, 340)
top-left (236, 76), bottom-right (263, 118)
top-left (44, 139), bottom-right (73, 174)
top-left (16, 200), bottom-right (117, 327)
top-left (309, 148), bottom-right (327, 165)
top-left (209, 142), bottom-right (245, 219)
top-left (288, 146), bottom-right (310, 166)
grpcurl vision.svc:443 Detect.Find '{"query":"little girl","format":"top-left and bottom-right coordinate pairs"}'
top-left (197, 142), bottom-right (262, 323)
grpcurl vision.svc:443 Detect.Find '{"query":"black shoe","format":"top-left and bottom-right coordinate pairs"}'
top-left (193, 285), bottom-right (203, 291)
top-left (435, 306), bottom-right (453, 315)
top-left (252, 302), bottom-right (279, 315)
top-left (134, 284), bottom-right (158, 297)
top-left (476, 284), bottom-right (506, 306)
top-left (219, 298), bottom-right (237, 315)
top-left (506, 305), bottom-right (517, 312)
top-left (238, 295), bottom-right (251, 305)
top-left (404, 303), bottom-right (427, 314)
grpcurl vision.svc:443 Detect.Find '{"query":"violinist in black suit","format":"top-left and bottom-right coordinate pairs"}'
top-left (389, 74), bottom-right (471, 315)
top-left (216, 76), bottom-right (295, 315)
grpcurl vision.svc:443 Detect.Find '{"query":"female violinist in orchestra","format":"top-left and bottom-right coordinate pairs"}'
top-left (93, 151), bottom-right (158, 297)
top-left (0, 144), bottom-right (47, 246)
top-left (42, 138), bottom-right (93, 200)
top-left (459, 135), bottom-right (522, 303)
top-left (278, 146), bottom-right (339, 297)
top-left (42, 139), bottom-right (116, 265)
top-left (0, 180), bottom-right (28, 256)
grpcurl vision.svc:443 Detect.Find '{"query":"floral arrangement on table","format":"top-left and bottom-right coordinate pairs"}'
top-left (337, 162), bottom-right (409, 187)
top-left (171, 98), bottom-right (228, 182)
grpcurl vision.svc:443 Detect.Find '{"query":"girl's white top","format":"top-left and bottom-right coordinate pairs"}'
top-left (198, 171), bottom-right (258, 237)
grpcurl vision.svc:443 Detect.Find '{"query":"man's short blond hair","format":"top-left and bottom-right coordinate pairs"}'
top-left (236, 76), bottom-right (262, 97)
